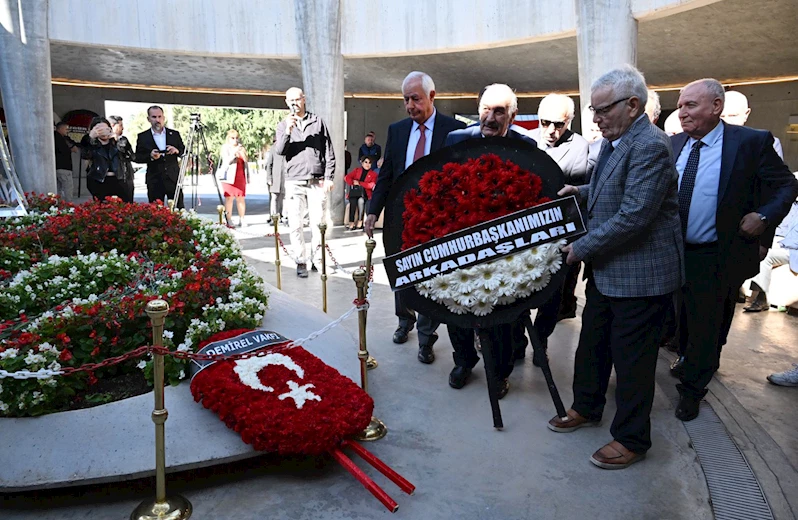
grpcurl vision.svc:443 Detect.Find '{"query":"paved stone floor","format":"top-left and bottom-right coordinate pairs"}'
top-left (3, 189), bottom-right (797, 519)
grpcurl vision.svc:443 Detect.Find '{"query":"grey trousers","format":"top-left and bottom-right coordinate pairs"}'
top-left (269, 190), bottom-right (285, 217)
top-left (56, 169), bottom-right (74, 202)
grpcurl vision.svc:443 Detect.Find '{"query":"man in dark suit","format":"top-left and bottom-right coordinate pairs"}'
top-left (365, 71), bottom-right (465, 364)
top-left (549, 65), bottom-right (683, 470)
top-left (444, 83), bottom-right (536, 397)
top-left (669, 78), bottom-right (798, 421)
top-left (134, 106), bottom-right (185, 208)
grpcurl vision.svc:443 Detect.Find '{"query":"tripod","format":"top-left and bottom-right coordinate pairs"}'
top-left (173, 113), bottom-right (229, 225)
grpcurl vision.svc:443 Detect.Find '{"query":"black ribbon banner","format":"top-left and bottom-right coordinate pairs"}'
top-left (189, 329), bottom-right (290, 380)
top-left (384, 196), bottom-right (586, 291)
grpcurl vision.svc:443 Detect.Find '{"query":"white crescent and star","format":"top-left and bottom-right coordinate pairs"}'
top-left (233, 353), bottom-right (321, 409)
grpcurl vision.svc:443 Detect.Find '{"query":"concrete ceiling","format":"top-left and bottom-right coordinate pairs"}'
top-left (49, 0), bottom-right (797, 96)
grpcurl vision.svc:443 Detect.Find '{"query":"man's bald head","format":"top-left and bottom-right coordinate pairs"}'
top-left (720, 90), bottom-right (751, 126)
top-left (285, 87), bottom-right (306, 117)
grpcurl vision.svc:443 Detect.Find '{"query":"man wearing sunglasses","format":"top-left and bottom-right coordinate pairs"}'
top-left (526, 94), bottom-right (590, 345)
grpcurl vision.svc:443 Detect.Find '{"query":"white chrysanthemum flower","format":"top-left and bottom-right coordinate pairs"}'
top-left (472, 299), bottom-right (494, 316)
top-left (450, 269), bottom-right (477, 293)
top-left (495, 277), bottom-right (515, 297)
top-left (515, 281), bottom-right (534, 298)
top-left (474, 263), bottom-right (502, 291)
top-left (444, 299), bottom-right (469, 315)
top-left (430, 275), bottom-right (455, 298)
top-left (454, 290), bottom-right (477, 307)
top-left (529, 271), bottom-right (552, 292)
top-left (547, 252), bottom-right (563, 274)
top-left (416, 282), bottom-right (432, 297)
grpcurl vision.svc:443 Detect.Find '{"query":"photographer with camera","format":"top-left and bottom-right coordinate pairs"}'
top-left (275, 87), bottom-right (336, 278)
top-left (80, 116), bottom-right (131, 201)
top-left (134, 105), bottom-right (185, 208)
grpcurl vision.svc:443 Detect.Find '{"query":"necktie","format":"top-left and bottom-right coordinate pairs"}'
top-left (594, 142), bottom-right (613, 180)
top-left (413, 123), bottom-right (427, 163)
top-left (678, 140), bottom-right (704, 237)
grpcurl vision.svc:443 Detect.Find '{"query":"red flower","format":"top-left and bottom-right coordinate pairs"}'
top-left (90, 346), bottom-right (100, 357)
top-left (401, 154), bottom-right (549, 249)
top-left (59, 349), bottom-right (73, 362)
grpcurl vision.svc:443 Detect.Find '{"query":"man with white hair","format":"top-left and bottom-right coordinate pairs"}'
top-left (275, 87), bottom-right (336, 279)
top-left (721, 90), bottom-right (784, 159)
top-left (669, 79), bottom-right (797, 421)
top-left (366, 71), bottom-right (465, 364)
top-left (550, 65), bottom-right (683, 470)
top-left (645, 90), bottom-right (662, 125)
top-left (443, 83), bottom-right (536, 395)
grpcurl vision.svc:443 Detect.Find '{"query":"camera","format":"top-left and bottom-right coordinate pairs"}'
top-left (190, 113), bottom-right (201, 123)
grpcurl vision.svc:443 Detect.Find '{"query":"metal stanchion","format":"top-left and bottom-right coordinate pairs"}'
top-left (320, 222), bottom-right (328, 313)
top-left (216, 205), bottom-right (225, 225)
top-left (168, 200), bottom-right (175, 212)
top-left (353, 269), bottom-right (387, 441)
top-left (131, 300), bottom-right (192, 520)
top-left (364, 239), bottom-right (378, 370)
top-left (272, 214), bottom-right (282, 290)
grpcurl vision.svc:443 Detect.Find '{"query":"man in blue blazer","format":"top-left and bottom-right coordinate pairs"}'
top-left (365, 72), bottom-right (466, 364)
top-left (444, 84), bottom-right (536, 397)
top-left (669, 79), bottom-right (798, 422)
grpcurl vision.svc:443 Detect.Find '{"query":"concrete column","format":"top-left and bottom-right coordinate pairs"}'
top-left (574, 0), bottom-right (637, 133)
top-left (294, 0), bottom-right (346, 225)
top-left (0, 0), bottom-right (57, 194)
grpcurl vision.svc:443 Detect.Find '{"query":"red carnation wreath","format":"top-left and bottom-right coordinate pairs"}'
top-left (400, 154), bottom-right (564, 316)
top-left (190, 329), bottom-right (373, 456)
top-left (190, 329), bottom-right (416, 512)
top-left (402, 153), bottom-right (550, 248)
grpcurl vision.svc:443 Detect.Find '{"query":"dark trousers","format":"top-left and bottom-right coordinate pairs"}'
top-left (447, 322), bottom-right (517, 380)
top-left (679, 243), bottom-right (732, 399)
top-left (147, 175), bottom-right (184, 209)
top-left (87, 176), bottom-right (130, 202)
top-left (572, 278), bottom-right (671, 454)
top-left (559, 261), bottom-right (581, 315)
top-left (395, 291), bottom-right (439, 346)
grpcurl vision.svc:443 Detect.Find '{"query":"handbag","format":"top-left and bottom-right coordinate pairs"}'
top-left (215, 157), bottom-right (234, 182)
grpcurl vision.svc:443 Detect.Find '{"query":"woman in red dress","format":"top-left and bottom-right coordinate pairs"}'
top-left (219, 129), bottom-right (249, 227)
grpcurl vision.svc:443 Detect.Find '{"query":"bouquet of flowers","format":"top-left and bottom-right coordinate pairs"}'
top-left (401, 154), bottom-right (564, 316)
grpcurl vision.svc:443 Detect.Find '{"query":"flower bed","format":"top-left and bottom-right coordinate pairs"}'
top-left (402, 154), bottom-right (564, 315)
top-left (0, 195), bottom-right (269, 417)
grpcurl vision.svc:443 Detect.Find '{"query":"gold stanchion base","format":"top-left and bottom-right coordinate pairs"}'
top-left (356, 416), bottom-right (387, 442)
top-left (366, 355), bottom-right (378, 370)
top-left (131, 495), bottom-right (193, 520)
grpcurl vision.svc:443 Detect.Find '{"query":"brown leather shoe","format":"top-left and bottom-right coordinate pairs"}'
top-left (547, 409), bottom-right (601, 433)
top-left (589, 440), bottom-right (646, 470)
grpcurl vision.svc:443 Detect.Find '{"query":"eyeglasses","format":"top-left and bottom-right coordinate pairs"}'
top-left (540, 119), bottom-right (566, 130)
top-left (589, 97), bottom-right (631, 116)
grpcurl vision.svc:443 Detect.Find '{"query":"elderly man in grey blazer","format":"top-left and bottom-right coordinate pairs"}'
top-left (548, 65), bottom-right (684, 470)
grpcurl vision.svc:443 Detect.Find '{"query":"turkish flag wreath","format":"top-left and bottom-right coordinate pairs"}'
top-left (190, 329), bottom-right (415, 512)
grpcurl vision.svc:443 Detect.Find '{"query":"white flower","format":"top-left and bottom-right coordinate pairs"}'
top-left (496, 295), bottom-right (517, 306)
top-left (473, 263), bottom-right (503, 291)
top-left (0, 348), bottom-right (19, 360)
top-left (444, 299), bottom-right (469, 315)
top-left (24, 351), bottom-right (46, 366)
top-left (529, 271), bottom-right (552, 292)
top-left (429, 275), bottom-right (455, 298)
top-left (137, 360), bottom-right (147, 370)
top-left (0, 401), bottom-right (8, 413)
top-left (163, 330), bottom-right (174, 340)
top-left (450, 270), bottom-right (477, 293)
top-left (471, 299), bottom-right (494, 316)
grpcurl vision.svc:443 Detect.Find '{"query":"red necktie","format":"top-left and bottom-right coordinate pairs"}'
top-left (413, 123), bottom-right (427, 163)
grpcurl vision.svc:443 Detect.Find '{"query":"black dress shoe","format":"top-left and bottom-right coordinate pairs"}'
top-left (418, 345), bottom-right (435, 364)
top-left (497, 378), bottom-right (510, 399)
top-left (392, 328), bottom-right (409, 344)
top-left (512, 348), bottom-right (526, 362)
top-left (661, 336), bottom-right (679, 353)
top-left (675, 394), bottom-right (701, 421)
top-left (743, 297), bottom-right (769, 312)
top-left (311, 263), bottom-right (318, 272)
top-left (670, 356), bottom-right (685, 379)
top-left (448, 365), bottom-right (472, 389)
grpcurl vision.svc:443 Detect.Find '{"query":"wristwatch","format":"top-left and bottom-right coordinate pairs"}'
top-left (757, 213), bottom-right (768, 224)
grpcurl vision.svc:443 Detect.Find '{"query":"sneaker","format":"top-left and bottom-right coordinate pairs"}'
top-left (767, 364), bottom-right (798, 387)
top-left (296, 263), bottom-right (309, 278)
